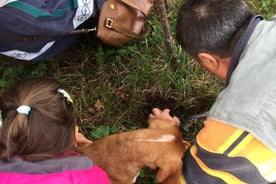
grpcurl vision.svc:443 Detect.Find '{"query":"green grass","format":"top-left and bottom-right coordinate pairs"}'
top-left (247, 0), bottom-right (276, 18)
top-left (0, 0), bottom-right (274, 183)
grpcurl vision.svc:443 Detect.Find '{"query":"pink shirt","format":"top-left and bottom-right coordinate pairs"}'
top-left (0, 165), bottom-right (110, 184)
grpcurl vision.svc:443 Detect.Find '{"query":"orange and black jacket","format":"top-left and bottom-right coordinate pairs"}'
top-left (182, 14), bottom-right (276, 184)
top-left (182, 120), bottom-right (276, 184)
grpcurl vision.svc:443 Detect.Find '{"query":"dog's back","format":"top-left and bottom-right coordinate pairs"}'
top-left (78, 118), bottom-right (189, 184)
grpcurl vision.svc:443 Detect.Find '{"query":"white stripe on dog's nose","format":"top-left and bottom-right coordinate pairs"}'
top-left (137, 134), bottom-right (176, 142)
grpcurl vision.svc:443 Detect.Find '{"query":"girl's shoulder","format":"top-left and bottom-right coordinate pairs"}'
top-left (0, 165), bottom-right (109, 184)
top-left (0, 153), bottom-right (92, 173)
top-left (0, 156), bottom-right (110, 184)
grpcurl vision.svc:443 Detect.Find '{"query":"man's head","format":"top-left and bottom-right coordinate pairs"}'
top-left (176, 0), bottom-right (254, 80)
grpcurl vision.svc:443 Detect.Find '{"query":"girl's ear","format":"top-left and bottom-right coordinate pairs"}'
top-left (198, 52), bottom-right (219, 72)
top-left (74, 125), bottom-right (79, 146)
top-left (74, 125), bottom-right (92, 146)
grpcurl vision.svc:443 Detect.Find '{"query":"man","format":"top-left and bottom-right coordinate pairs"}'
top-left (0, 0), bottom-right (104, 61)
top-left (174, 0), bottom-right (276, 183)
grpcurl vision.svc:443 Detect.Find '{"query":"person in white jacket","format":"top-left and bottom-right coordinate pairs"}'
top-left (173, 0), bottom-right (276, 183)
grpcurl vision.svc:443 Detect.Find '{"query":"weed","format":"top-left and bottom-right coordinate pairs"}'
top-left (90, 124), bottom-right (121, 139)
top-left (0, 57), bottom-right (48, 88)
top-left (246, 0), bottom-right (276, 18)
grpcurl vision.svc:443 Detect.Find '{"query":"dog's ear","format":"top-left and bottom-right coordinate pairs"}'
top-left (157, 162), bottom-right (182, 183)
top-left (183, 141), bottom-right (191, 150)
top-left (156, 168), bottom-right (171, 183)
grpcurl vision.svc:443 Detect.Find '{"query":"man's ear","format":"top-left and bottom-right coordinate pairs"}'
top-left (198, 53), bottom-right (219, 72)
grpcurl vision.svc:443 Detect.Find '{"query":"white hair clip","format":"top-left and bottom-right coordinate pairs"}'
top-left (57, 88), bottom-right (73, 103)
top-left (0, 110), bottom-right (2, 127)
top-left (16, 105), bottom-right (31, 115)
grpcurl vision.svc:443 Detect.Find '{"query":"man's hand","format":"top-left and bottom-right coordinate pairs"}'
top-left (149, 108), bottom-right (180, 126)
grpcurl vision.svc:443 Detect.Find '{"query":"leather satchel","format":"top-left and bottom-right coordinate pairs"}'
top-left (97, 0), bottom-right (153, 47)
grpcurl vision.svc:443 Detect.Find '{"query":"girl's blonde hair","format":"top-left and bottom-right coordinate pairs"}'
top-left (0, 78), bottom-right (75, 161)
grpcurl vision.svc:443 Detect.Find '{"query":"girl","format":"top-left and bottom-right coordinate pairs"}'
top-left (0, 78), bottom-right (109, 184)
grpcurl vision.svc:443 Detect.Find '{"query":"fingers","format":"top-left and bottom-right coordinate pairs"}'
top-left (172, 116), bottom-right (180, 125)
top-left (152, 108), bottom-right (163, 116)
top-left (148, 113), bottom-right (155, 119)
top-left (150, 108), bottom-right (180, 124)
top-left (152, 108), bottom-right (170, 117)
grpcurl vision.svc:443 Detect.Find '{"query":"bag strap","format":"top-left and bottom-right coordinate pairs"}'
top-left (119, 0), bottom-right (153, 16)
top-left (0, 28), bottom-right (96, 41)
top-left (103, 16), bottom-right (141, 38)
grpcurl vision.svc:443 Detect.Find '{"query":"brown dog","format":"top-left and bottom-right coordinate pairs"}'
top-left (77, 117), bottom-right (190, 184)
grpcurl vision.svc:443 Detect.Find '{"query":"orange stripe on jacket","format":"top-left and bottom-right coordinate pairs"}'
top-left (195, 119), bottom-right (276, 182)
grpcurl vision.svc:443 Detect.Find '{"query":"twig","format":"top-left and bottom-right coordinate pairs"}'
top-left (154, 0), bottom-right (177, 61)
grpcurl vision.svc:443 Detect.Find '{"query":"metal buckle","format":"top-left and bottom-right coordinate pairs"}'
top-left (105, 18), bottom-right (113, 29)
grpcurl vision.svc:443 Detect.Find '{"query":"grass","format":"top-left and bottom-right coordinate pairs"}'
top-left (0, 0), bottom-right (274, 182)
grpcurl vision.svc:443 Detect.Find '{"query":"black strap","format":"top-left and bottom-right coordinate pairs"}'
top-left (224, 15), bottom-right (263, 87)
top-left (0, 27), bottom-right (96, 41)
top-left (222, 131), bottom-right (249, 155)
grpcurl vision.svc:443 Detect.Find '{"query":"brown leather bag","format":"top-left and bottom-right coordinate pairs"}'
top-left (97, 0), bottom-right (153, 47)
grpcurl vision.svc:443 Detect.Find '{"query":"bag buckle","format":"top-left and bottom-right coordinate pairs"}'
top-left (105, 18), bottom-right (113, 29)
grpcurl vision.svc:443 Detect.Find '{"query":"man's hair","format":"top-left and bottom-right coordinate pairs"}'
top-left (176, 0), bottom-right (254, 60)
top-left (0, 78), bottom-right (75, 161)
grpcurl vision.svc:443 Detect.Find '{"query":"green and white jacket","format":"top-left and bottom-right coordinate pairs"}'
top-left (0, 0), bottom-right (105, 60)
